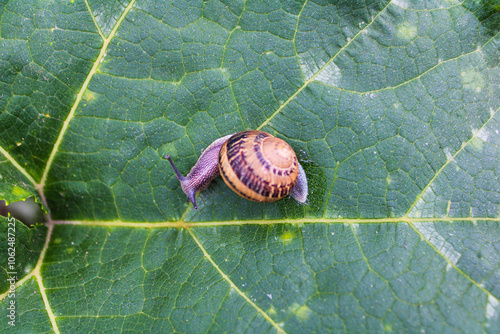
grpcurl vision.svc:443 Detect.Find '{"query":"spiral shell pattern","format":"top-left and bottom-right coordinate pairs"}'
top-left (218, 130), bottom-right (299, 202)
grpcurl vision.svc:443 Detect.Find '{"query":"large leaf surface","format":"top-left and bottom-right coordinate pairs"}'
top-left (1, 0), bottom-right (500, 332)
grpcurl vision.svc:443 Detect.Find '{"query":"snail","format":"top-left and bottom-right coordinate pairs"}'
top-left (165, 130), bottom-right (308, 209)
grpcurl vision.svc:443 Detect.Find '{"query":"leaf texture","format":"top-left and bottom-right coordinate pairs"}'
top-left (1, 0), bottom-right (500, 333)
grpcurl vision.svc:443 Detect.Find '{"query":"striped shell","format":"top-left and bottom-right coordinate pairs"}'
top-left (218, 131), bottom-right (299, 202)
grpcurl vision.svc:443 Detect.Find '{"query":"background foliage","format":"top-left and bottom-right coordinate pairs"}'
top-left (1, 0), bottom-right (500, 332)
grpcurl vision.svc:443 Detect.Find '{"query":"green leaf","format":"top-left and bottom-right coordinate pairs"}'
top-left (0, 217), bottom-right (46, 291)
top-left (1, 0), bottom-right (500, 332)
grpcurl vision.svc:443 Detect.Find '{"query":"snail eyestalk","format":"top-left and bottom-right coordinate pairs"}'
top-left (165, 154), bottom-right (198, 209)
top-left (165, 134), bottom-right (231, 210)
top-left (165, 155), bottom-right (187, 181)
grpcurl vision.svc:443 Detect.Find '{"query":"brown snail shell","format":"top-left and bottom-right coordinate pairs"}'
top-left (218, 131), bottom-right (299, 202)
top-left (165, 130), bottom-right (308, 209)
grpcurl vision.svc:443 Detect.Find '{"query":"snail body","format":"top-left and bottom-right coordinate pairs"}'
top-left (166, 131), bottom-right (308, 209)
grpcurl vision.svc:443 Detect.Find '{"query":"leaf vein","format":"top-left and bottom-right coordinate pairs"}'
top-left (187, 228), bottom-right (286, 333)
top-left (255, 0), bottom-right (393, 131)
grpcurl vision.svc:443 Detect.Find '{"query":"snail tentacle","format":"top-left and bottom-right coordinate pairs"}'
top-left (165, 155), bottom-right (187, 181)
top-left (165, 134), bottom-right (233, 209)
